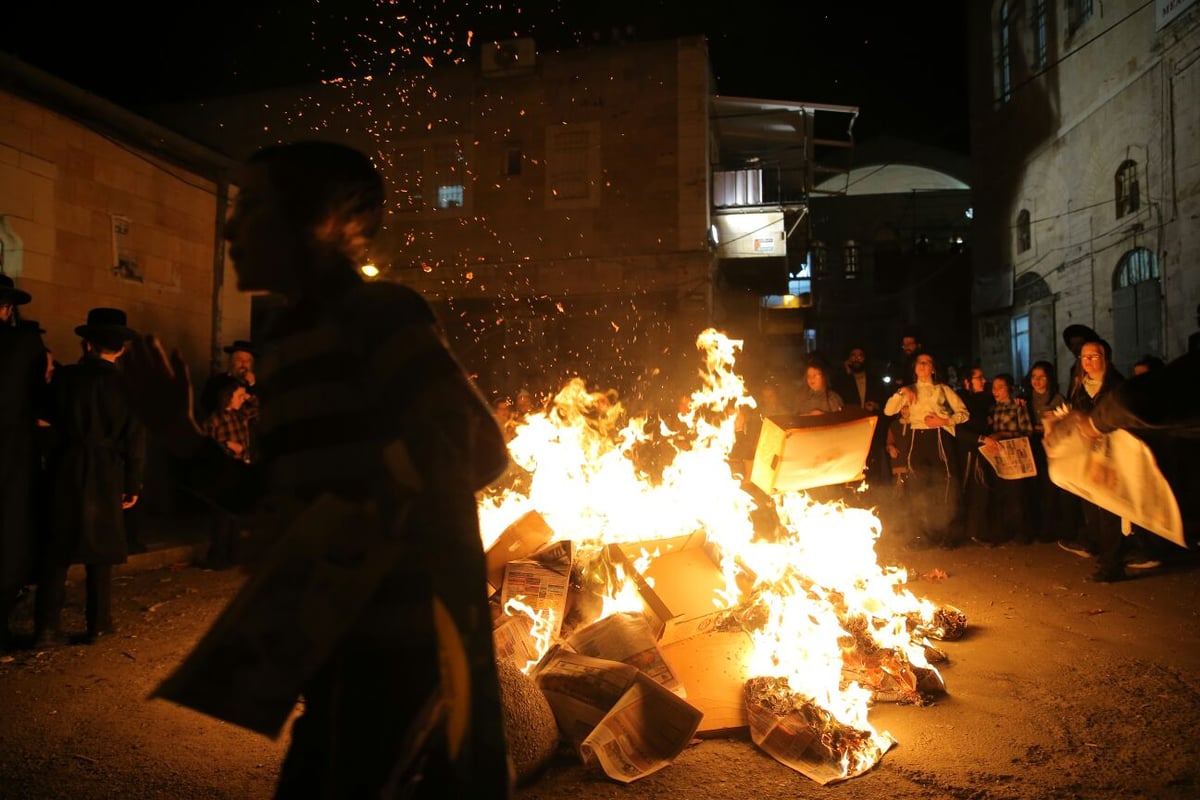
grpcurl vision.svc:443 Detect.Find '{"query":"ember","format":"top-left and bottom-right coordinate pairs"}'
top-left (480, 329), bottom-right (965, 784)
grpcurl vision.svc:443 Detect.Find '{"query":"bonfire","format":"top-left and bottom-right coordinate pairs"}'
top-left (479, 329), bottom-right (963, 784)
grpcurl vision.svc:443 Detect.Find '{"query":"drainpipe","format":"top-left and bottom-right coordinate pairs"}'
top-left (210, 175), bottom-right (231, 376)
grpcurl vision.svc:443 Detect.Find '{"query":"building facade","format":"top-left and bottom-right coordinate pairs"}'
top-left (969, 0), bottom-right (1200, 387)
top-left (1, 55), bottom-right (252, 511)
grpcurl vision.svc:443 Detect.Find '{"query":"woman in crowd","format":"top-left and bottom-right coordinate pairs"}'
top-left (884, 353), bottom-right (969, 548)
top-left (1024, 361), bottom-right (1070, 542)
top-left (1066, 339), bottom-right (1128, 582)
top-left (980, 373), bottom-right (1033, 544)
top-left (794, 356), bottom-right (844, 415)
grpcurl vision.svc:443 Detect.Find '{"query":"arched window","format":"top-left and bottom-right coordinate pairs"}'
top-left (1111, 247), bottom-right (1161, 373)
top-left (1115, 160), bottom-right (1140, 218)
top-left (1016, 208), bottom-right (1032, 253)
top-left (1113, 247), bottom-right (1158, 289)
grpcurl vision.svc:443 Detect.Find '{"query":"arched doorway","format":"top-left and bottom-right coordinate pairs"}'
top-left (1111, 247), bottom-right (1162, 373)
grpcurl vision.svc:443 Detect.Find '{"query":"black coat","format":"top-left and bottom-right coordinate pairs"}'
top-left (833, 369), bottom-right (888, 410)
top-left (0, 324), bottom-right (47, 587)
top-left (45, 357), bottom-right (146, 565)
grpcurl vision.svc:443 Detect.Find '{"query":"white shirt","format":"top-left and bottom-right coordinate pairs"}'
top-left (884, 380), bottom-right (970, 433)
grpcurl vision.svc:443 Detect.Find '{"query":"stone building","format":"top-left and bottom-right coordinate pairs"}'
top-left (1, 54), bottom-right (253, 511)
top-left (968, 0), bottom-right (1199, 387)
top-left (0, 54), bottom-right (250, 384)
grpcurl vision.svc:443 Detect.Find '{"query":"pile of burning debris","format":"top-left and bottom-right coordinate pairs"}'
top-left (478, 331), bottom-right (968, 786)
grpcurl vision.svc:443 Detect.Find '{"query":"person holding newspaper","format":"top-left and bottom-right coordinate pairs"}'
top-left (118, 141), bottom-right (513, 798)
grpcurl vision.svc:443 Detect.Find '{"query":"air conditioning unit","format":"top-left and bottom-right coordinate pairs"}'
top-left (481, 38), bottom-right (536, 77)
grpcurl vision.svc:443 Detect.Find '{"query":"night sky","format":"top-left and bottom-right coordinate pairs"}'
top-left (2, 2), bottom-right (968, 153)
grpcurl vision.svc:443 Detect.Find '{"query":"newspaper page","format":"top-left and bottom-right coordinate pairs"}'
top-left (534, 648), bottom-right (702, 783)
top-left (578, 672), bottom-right (703, 783)
top-left (1044, 421), bottom-right (1184, 547)
top-left (566, 612), bottom-right (685, 696)
top-left (979, 436), bottom-right (1037, 479)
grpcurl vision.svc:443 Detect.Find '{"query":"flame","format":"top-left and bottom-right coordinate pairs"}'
top-left (479, 328), bottom-right (946, 780)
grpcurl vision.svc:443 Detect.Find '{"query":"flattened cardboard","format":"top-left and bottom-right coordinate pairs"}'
top-left (750, 409), bottom-right (878, 494)
top-left (661, 630), bottom-right (756, 732)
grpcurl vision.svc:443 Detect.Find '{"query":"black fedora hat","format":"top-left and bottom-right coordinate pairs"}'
top-left (0, 274), bottom-right (32, 305)
top-left (1061, 323), bottom-right (1098, 347)
top-left (75, 307), bottom-right (137, 342)
top-left (223, 339), bottom-right (257, 357)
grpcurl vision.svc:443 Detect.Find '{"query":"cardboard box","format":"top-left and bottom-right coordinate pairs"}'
top-left (660, 630), bottom-right (756, 733)
top-left (750, 409), bottom-right (878, 494)
top-left (607, 533), bottom-right (734, 646)
top-left (485, 510), bottom-right (556, 594)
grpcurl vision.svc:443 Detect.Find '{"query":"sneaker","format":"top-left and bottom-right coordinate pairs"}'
top-left (1057, 540), bottom-right (1092, 558)
top-left (1125, 556), bottom-right (1162, 570)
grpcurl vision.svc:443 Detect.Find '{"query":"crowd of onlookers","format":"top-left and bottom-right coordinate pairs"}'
top-left (735, 324), bottom-right (1197, 584)
top-left (1, 274), bottom-right (258, 652)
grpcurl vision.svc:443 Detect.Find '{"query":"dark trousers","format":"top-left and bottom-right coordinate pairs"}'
top-left (1082, 501), bottom-right (1126, 577)
top-left (35, 562), bottom-right (113, 635)
top-left (905, 428), bottom-right (960, 545)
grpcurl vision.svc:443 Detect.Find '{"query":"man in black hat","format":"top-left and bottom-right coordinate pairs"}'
top-left (198, 339), bottom-right (258, 421)
top-left (0, 274), bottom-right (47, 652)
top-left (34, 307), bottom-right (145, 646)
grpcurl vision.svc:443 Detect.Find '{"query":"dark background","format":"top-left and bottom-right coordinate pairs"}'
top-left (1, 1), bottom-right (968, 153)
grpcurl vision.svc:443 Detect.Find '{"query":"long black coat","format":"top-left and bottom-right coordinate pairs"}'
top-left (45, 357), bottom-right (146, 565)
top-left (0, 324), bottom-right (48, 588)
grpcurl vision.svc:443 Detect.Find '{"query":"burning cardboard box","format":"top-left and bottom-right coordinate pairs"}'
top-left (750, 409), bottom-right (878, 494)
top-left (606, 532), bottom-right (746, 646)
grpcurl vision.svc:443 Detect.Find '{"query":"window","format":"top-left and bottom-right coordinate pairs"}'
top-left (1031, 0), bottom-right (1048, 69)
top-left (1067, 0), bottom-right (1092, 35)
top-left (433, 141), bottom-right (466, 211)
top-left (998, 0), bottom-right (1014, 103)
top-left (546, 123), bottom-right (599, 204)
top-left (504, 145), bottom-right (523, 177)
top-left (1016, 208), bottom-right (1032, 253)
top-left (1011, 313), bottom-right (1030, 379)
top-left (1115, 160), bottom-right (1140, 218)
top-left (843, 240), bottom-right (859, 278)
top-left (437, 185), bottom-right (464, 209)
top-left (1114, 247), bottom-right (1158, 289)
top-left (811, 241), bottom-right (828, 277)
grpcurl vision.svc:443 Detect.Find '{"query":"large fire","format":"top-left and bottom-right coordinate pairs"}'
top-left (478, 329), bottom-right (958, 783)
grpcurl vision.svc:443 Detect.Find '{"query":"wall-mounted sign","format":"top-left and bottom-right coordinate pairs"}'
top-left (1156, 0), bottom-right (1196, 29)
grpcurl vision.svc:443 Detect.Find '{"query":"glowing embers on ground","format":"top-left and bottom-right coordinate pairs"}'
top-left (478, 328), bottom-right (964, 784)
